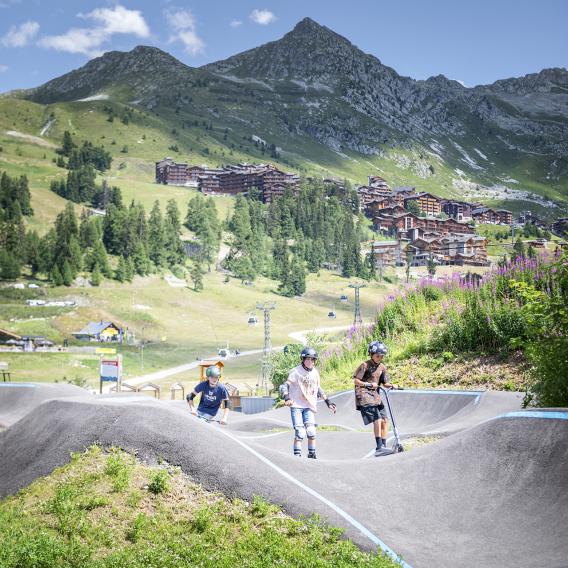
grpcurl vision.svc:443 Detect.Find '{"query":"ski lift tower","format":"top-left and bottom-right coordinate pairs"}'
top-left (348, 282), bottom-right (366, 327)
top-left (256, 302), bottom-right (276, 395)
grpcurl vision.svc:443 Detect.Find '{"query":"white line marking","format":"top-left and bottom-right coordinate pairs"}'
top-left (215, 426), bottom-right (411, 568)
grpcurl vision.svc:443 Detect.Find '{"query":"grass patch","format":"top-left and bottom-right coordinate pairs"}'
top-left (0, 446), bottom-right (399, 567)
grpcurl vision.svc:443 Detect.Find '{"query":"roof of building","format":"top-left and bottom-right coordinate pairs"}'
top-left (75, 321), bottom-right (118, 335)
top-left (0, 328), bottom-right (22, 341)
top-left (405, 192), bottom-right (441, 201)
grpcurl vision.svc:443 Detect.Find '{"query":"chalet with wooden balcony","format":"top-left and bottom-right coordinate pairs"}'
top-left (404, 192), bottom-right (443, 216)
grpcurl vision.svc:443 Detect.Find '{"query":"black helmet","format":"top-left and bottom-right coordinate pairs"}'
top-left (206, 365), bottom-right (221, 379)
top-left (368, 341), bottom-right (387, 356)
top-left (300, 346), bottom-right (318, 360)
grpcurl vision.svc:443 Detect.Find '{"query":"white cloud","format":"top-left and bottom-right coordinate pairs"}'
top-left (39, 28), bottom-right (107, 57)
top-left (1, 21), bottom-right (40, 47)
top-left (165, 8), bottom-right (204, 55)
top-left (79, 5), bottom-right (150, 37)
top-left (38, 4), bottom-right (150, 57)
top-left (230, 20), bottom-right (242, 28)
top-left (0, 64), bottom-right (8, 72)
top-left (250, 9), bottom-right (276, 25)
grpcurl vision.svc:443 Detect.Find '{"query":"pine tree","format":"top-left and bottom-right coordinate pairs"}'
top-left (50, 264), bottom-right (64, 286)
top-left (189, 258), bottom-right (205, 291)
top-left (229, 195), bottom-right (252, 248)
top-left (0, 250), bottom-right (21, 280)
top-left (277, 250), bottom-right (294, 297)
top-left (132, 241), bottom-right (151, 276)
top-left (102, 203), bottom-right (128, 256)
top-left (513, 237), bottom-right (526, 260)
top-left (527, 244), bottom-right (536, 259)
top-left (86, 240), bottom-right (111, 277)
top-left (427, 252), bottom-right (437, 277)
top-left (38, 229), bottom-right (56, 275)
top-left (124, 256), bottom-right (135, 282)
top-left (164, 199), bottom-right (185, 266)
top-left (60, 131), bottom-right (76, 157)
top-left (148, 200), bottom-right (165, 268)
top-left (289, 256), bottom-right (306, 296)
top-left (16, 175), bottom-right (32, 215)
top-left (232, 254), bottom-right (255, 284)
top-left (24, 230), bottom-right (42, 276)
top-left (79, 210), bottom-right (98, 248)
top-left (61, 260), bottom-right (74, 286)
top-left (91, 265), bottom-right (102, 286)
top-left (185, 194), bottom-right (205, 232)
top-left (53, 203), bottom-right (80, 281)
top-left (69, 235), bottom-right (83, 275)
top-left (115, 256), bottom-right (127, 282)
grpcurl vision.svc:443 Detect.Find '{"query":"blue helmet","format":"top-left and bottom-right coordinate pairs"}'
top-left (300, 346), bottom-right (318, 361)
top-left (368, 341), bottom-right (387, 356)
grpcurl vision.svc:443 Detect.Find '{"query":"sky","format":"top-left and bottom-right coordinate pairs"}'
top-left (0, 0), bottom-right (567, 93)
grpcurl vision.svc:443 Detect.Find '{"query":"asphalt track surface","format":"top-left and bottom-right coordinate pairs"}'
top-left (1, 383), bottom-right (567, 568)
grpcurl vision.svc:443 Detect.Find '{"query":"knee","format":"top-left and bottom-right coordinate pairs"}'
top-left (306, 424), bottom-right (317, 439)
top-left (294, 426), bottom-right (306, 440)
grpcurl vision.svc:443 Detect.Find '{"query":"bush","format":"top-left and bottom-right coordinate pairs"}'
top-left (148, 469), bottom-right (169, 495)
top-left (104, 452), bottom-right (133, 492)
top-left (525, 339), bottom-right (568, 407)
top-left (269, 344), bottom-right (303, 395)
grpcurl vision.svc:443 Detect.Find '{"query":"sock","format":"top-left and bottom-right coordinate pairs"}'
top-left (382, 438), bottom-right (387, 448)
top-left (293, 440), bottom-right (301, 456)
top-left (375, 436), bottom-right (382, 449)
top-left (308, 439), bottom-right (316, 456)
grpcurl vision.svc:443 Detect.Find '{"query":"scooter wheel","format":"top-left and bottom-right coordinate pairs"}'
top-left (396, 445), bottom-right (404, 453)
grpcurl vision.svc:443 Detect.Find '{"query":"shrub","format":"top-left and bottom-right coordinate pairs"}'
top-left (104, 452), bottom-right (133, 492)
top-left (147, 469), bottom-right (169, 495)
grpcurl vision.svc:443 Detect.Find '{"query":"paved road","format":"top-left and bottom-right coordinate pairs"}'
top-left (113, 325), bottom-right (350, 392)
top-left (1, 383), bottom-right (567, 567)
top-left (121, 348), bottom-right (266, 389)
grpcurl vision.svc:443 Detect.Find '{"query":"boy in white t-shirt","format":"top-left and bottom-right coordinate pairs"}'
top-left (279, 347), bottom-right (336, 459)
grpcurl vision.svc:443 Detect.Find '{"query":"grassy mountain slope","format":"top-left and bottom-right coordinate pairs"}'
top-left (1, 18), bottom-right (565, 227)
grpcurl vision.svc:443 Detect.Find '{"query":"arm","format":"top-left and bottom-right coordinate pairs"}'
top-left (186, 390), bottom-right (198, 414)
top-left (317, 386), bottom-right (336, 413)
top-left (353, 363), bottom-right (378, 389)
top-left (379, 369), bottom-right (398, 390)
top-left (279, 382), bottom-right (293, 407)
top-left (220, 398), bottom-right (230, 425)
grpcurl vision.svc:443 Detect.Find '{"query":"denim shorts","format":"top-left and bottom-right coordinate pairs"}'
top-left (197, 410), bottom-right (217, 422)
top-left (290, 406), bottom-right (315, 428)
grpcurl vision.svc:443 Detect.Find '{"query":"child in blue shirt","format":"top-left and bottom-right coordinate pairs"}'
top-left (186, 365), bottom-right (230, 424)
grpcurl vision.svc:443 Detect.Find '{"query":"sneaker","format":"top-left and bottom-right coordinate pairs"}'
top-left (374, 448), bottom-right (390, 457)
top-left (307, 453), bottom-right (317, 459)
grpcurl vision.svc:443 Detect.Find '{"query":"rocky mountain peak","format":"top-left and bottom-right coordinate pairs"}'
top-left (486, 67), bottom-right (568, 94)
top-left (203, 17), bottom-right (393, 87)
top-left (24, 46), bottom-right (192, 103)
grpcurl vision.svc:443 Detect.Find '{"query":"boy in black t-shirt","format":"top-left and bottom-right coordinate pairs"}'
top-left (353, 341), bottom-right (397, 456)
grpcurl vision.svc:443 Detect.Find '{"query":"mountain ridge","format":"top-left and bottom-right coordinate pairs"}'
top-left (3, 17), bottom-right (567, 200)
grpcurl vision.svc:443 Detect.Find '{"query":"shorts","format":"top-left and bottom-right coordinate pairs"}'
top-left (196, 410), bottom-right (217, 421)
top-left (290, 407), bottom-right (316, 428)
top-left (359, 404), bottom-right (387, 426)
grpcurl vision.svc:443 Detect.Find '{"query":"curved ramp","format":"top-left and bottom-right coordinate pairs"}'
top-left (0, 383), bottom-right (89, 427)
top-left (1, 385), bottom-right (566, 568)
